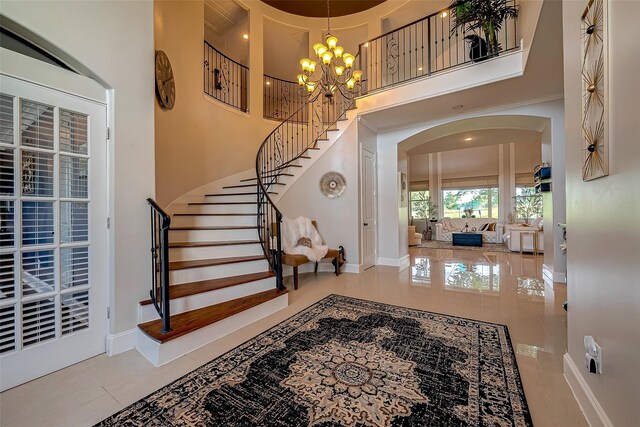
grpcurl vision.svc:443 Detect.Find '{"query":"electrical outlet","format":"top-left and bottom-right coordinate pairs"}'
top-left (584, 336), bottom-right (602, 374)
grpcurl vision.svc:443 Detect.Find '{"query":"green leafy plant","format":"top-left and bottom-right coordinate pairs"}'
top-left (413, 195), bottom-right (438, 220)
top-left (450, 0), bottom-right (519, 58)
top-left (513, 189), bottom-right (542, 225)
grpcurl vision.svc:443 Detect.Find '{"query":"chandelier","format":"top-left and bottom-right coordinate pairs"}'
top-left (297, 0), bottom-right (363, 99)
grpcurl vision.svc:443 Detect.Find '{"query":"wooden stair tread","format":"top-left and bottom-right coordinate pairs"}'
top-left (299, 155), bottom-right (311, 159)
top-left (170, 225), bottom-right (258, 231)
top-left (205, 192), bottom-right (258, 196)
top-left (241, 173), bottom-right (293, 182)
top-left (173, 213), bottom-right (255, 216)
top-left (138, 289), bottom-right (288, 343)
top-left (206, 192), bottom-right (277, 196)
top-left (169, 240), bottom-right (260, 248)
top-left (222, 184), bottom-right (256, 189)
top-left (169, 254), bottom-right (266, 271)
top-left (139, 271), bottom-right (275, 306)
top-left (189, 202), bottom-right (257, 205)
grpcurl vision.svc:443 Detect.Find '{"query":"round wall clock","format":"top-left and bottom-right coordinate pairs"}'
top-left (155, 50), bottom-right (175, 110)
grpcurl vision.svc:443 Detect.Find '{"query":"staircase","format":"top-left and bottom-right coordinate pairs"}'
top-left (136, 90), bottom-right (356, 365)
top-left (136, 187), bottom-right (288, 366)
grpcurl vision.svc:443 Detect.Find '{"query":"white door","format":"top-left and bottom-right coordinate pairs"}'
top-left (0, 75), bottom-right (108, 391)
top-left (361, 148), bottom-right (376, 270)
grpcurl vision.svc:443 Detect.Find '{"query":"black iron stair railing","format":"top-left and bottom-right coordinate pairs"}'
top-left (263, 75), bottom-right (309, 122)
top-left (146, 198), bottom-right (172, 333)
top-left (256, 81), bottom-right (359, 290)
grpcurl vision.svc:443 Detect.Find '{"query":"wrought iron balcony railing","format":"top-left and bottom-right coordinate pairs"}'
top-left (204, 41), bottom-right (249, 112)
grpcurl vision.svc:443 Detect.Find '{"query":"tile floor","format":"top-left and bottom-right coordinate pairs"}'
top-left (0, 247), bottom-right (587, 426)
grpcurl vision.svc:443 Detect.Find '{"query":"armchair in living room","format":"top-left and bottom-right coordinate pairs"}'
top-left (408, 226), bottom-right (422, 246)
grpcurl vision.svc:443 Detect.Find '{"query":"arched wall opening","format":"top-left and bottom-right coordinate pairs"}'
top-left (374, 104), bottom-right (566, 283)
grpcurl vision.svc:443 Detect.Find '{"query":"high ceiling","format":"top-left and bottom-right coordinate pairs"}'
top-left (261, 0), bottom-right (386, 18)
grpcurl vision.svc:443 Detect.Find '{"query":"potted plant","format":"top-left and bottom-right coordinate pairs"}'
top-left (450, 0), bottom-right (519, 60)
top-left (513, 193), bottom-right (542, 225)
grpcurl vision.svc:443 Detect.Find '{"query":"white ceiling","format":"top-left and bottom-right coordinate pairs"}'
top-left (204, 0), bottom-right (247, 34)
top-left (408, 128), bottom-right (542, 155)
top-left (361, 0), bottom-right (564, 131)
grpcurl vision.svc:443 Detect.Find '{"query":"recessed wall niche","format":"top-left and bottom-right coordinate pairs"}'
top-left (204, 0), bottom-right (249, 66)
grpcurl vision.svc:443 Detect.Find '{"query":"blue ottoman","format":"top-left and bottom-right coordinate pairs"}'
top-left (452, 232), bottom-right (483, 247)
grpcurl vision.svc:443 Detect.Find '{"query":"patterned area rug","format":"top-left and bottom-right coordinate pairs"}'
top-left (96, 295), bottom-right (532, 426)
top-left (417, 240), bottom-right (512, 253)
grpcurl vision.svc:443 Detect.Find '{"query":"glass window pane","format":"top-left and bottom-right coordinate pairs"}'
top-left (22, 249), bottom-right (55, 295)
top-left (21, 100), bottom-right (54, 150)
top-left (0, 94), bottom-right (14, 146)
top-left (60, 110), bottom-right (88, 155)
top-left (61, 202), bottom-right (88, 243)
top-left (0, 147), bottom-right (14, 196)
top-left (21, 150), bottom-right (54, 197)
top-left (60, 156), bottom-right (88, 199)
top-left (61, 290), bottom-right (89, 335)
top-left (21, 201), bottom-right (54, 246)
top-left (61, 246), bottom-right (89, 289)
top-left (0, 304), bottom-right (16, 354)
top-left (0, 200), bottom-right (14, 248)
top-left (0, 252), bottom-right (15, 300)
top-left (22, 297), bottom-right (56, 347)
top-left (442, 188), bottom-right (499, 219)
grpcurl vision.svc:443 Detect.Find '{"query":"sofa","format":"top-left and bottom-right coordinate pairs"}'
top-left (434, 217), bottom-right (504, 244)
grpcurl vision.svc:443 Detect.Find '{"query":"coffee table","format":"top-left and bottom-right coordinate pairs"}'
top-left (452, 232), bottom-right (483, 247)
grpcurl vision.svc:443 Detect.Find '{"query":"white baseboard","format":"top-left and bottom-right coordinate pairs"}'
top-left (377, 256), bottom-right (410, 271)
top-left (542, 264), bottom-right (567, 284)
top-left (542, 264), bottom-right (554, 284)
top-left (377, 257), bottom-right (399, 267)
top-left (563, 353), bottom-right (613, 427)
top-left (398, 255), bottom-right (410, 272)
top-left (106, 328), bottom-right (137, 356)
top-left (555, 271), bottom-right (567, 283)
top-left (342, 263), bottom-right (362, 273)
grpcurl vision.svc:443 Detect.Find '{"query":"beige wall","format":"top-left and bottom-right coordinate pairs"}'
top-left (154, 0), bottom-right (274, 207)
top-left (1, 1), bottom-right (156, 335)
top-left (563, 0), bottom-right (640, 425)
top-left (276, 121), bottom-right (361, 268)
top-left (153, 0), bottom-right (448, 208)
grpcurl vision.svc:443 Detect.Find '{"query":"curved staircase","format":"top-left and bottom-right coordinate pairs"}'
top-left (135, 91), bottom-right (356, 365)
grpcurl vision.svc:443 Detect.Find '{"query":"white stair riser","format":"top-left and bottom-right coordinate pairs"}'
top-left (136, 293), bottom-right (288, 366)
top-left (170, 259), bottom-right (269, 285)
top-left (187, 204), bottom-right (257, 214)
top-left (138, 277), bottom-right (277, 323)
top-left (171, 215), bottom-right (256, 227)
top-left (170, 228), bottom-right (258, 242)
top-left (169, 243), bottom-right (264, 262)
top-left (204, 194), bottom-right (256, 203)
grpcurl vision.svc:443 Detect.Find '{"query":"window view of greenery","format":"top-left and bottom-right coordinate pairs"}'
top-left (442, 188), bottom-right (499, 218)
top-left (514, 186), bottom-right (543, 222)
top-left (410, 191), bottom-right (435, 219)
